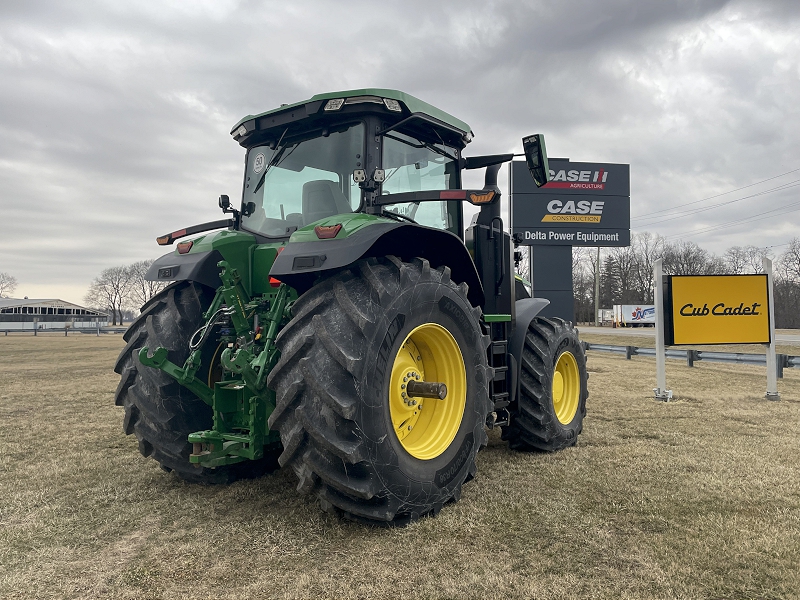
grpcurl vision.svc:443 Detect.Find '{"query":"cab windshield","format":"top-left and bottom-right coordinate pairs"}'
top-left (241, 123), bottom-right (364, 237)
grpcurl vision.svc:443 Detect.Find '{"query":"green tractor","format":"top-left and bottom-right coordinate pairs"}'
top-left (114, 89), bottom-right (588, 525)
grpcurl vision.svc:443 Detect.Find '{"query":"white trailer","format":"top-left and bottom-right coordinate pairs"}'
top-left (597, 308), bottom-right (613, 325)
top-left (613, 304), bottom-right (656, 327)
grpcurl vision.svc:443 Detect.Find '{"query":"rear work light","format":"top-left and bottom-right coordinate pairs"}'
top-left (314, 224), bottom-right (342, 239)
top-left (383, 98), bottom-right (402, 112)
top-left (324, 98), bottom-right (344, 111)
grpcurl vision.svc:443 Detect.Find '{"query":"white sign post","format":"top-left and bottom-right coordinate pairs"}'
top-left (763, 257), bottom-right (780, 401)
top-left (653, 258), bottom-right (673, 401)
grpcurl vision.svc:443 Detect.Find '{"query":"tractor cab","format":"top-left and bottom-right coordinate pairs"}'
top-left (232, 89), bottom-right (471, 240)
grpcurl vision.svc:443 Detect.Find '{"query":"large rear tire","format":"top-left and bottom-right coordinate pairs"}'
top-left (267, 256), bottom-right (491, 525)
top-left (502, 317), bottom-right (588, 451)
top-left (113, 281), bottom-right (278, 483)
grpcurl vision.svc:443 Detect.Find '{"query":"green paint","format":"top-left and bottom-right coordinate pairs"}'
top-left (251, 244), bottom-right (282, 294)
top-left (137, 346), bottom-right (214, 405)
top-left (483, 314), bottom-right (512, 323)
top-left (288, 212), bottom-right (387, 243)
top-left (188, 229), bottom-right (256, 294)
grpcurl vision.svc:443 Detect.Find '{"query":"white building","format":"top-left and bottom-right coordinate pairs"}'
top-left (0, 298), bottom-right (109, 331)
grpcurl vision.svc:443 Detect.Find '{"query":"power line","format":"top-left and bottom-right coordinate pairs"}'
top-left (668, 197), bottom-right (800, 240)
top-left (632, 179), bottom-right (800, 226)
top-left (630, 166), bottom-right (800, 219)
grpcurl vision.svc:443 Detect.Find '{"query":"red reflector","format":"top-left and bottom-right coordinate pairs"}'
top-left (269, 277), bottom-right (281, 287)
top-left (173, 229), bottom-right (187, 238)
top-left (177, 241), bottom-right (193, 254)
top-left (440, 190), bottom-right (466, 200)
top-left (314, 224), bottom-right (342, 239)
top-left (277, 245), bottom-right (285, 255)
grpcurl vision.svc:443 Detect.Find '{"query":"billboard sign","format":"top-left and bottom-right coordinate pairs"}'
top-left (510, 159), bottom-right (630, 246)
top-left (665, 274), bottom-right (771, 345)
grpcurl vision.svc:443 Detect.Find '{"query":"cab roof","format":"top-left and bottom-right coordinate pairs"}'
top-left (231, 88), bottom-right (473, 141)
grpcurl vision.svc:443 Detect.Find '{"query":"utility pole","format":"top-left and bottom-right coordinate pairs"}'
top-left (594, 246), bottom-right (600, 326)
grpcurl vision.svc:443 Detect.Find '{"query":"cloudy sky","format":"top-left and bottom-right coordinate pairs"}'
top-left (1, 0), bottom-right (798, 304)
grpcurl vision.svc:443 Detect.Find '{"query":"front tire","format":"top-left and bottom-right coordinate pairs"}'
top-left (267, 256), bottom-right (491, 525)
top-left (502, 317), bottom-right (588, 451)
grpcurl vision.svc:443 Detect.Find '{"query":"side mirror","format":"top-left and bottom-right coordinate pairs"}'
top-left (522, 134), bottom-right (549, 188)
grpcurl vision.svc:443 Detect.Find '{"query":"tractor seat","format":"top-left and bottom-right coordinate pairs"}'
top-left (302, 180), bottom-right (352, 225)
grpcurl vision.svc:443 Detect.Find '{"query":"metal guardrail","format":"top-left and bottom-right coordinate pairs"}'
top-left (1, 327), bottom-right (128, 336)
top-left (583, 342), bottom-right (800, 379)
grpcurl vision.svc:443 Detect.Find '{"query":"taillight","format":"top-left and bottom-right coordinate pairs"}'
top-left (177, 241), bottom-right (193, 254)
top-left (468, 191), bottom-right (496, 204)
top-left (314, 224), bottom-right (342, 239)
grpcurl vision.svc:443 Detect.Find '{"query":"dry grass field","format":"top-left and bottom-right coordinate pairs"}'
top-left (1, 333), bottom-right (799, 599)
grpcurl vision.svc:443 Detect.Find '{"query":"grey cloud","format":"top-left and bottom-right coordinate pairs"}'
top-left (0, 0), bottom-right (798, 302)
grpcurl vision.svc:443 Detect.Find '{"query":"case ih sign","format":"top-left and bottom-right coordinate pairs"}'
top-left (510, 159), bottom-right (631, 246)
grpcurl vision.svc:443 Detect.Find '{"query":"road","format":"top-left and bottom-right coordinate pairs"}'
top-left (577, 325), bottom-right (800, 344)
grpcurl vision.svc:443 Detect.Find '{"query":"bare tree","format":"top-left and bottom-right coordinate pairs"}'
top-left (514, 246), bottom-right (530, 280)
top-left (572, 247), bottom-right (596, 322)
top-left (772, 239), bottom-right (800, 328)
top-left (0, 272), bottom-right (17, 297)
top-left (744, 245), bottom-right (771, 274)
top-left (85, 266), bottom-right (132, 325)
top-left (630, 232), bottom-right (665, 303)
top-left (127, 260), bottom-right (167, 309)
top-left (663, 241), bottom-right (724, 275)
top-left (724, 246), bottom-right (748, 274)
top-left (776, 238), bottom-right (800, 282)
top-left (602, 245), bottom-right (638, 303)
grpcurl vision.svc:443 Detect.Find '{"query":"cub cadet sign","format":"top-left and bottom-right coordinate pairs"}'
top-left (666, 274), bottom-right (770, 345)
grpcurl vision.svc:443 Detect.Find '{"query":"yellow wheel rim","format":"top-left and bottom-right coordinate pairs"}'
top-left (389, 323), bottom-right (467, 460)
top-left (553, 350), bottom-right (580, 425)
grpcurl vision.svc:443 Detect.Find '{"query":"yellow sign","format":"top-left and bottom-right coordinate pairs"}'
top-left (669, 274), bottom-right (770, 345)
